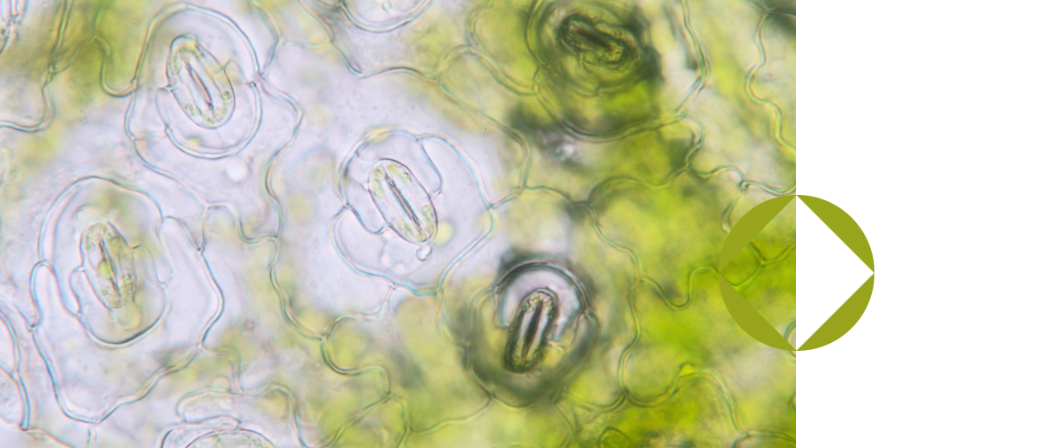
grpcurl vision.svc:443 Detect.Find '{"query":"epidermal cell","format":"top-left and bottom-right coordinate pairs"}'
top-left (313, 0), bottom-right (431, 32)
top-left (466, 261), bottom-right (597, 406)
top-left (67, 204), bottom-right (165, 346)
top-left (548, 6), bottom-right (649, 94)
top-left (166, 34), bottom-right (236, 130)
top-left (303, 0), bottom-right (432, 76)
top-left (31, 177), bottom-right (220, 420)
top-left (335, 128), bottom-right (492, 293)
top-left (367, 159), bottom-right (438, 245)
top-left (127, 6), bottom-right (263, 159)
top-left (526, 0), bottom-right (662, 138)
top-left (185, 430), bottom-right (275, 448)
top-left (161, 416), bottom-right (277, 448)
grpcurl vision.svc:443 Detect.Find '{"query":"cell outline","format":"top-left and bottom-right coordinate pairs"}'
top-left (26, 176), bottom-right (225, 425)
top-left (125, 5), bottom-right (266, 160)
top-left (328, 126), bottom-right (497, 297)
top-left (462, 259), bottom-right (600, 407)
top-left (0, 299), bottom-right (30, 431)
top-left (338, 0), bottom-right (433, 33)
top-left (33, 177), bottom-right (172, 349)
top-left (111, 3), bottom-right (302, 243)
top-left (107, 3), bottom-right (263, 98)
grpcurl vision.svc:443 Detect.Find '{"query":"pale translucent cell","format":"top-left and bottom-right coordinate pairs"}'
top-left (31, 178), bottom-right (221, 420)
top-left (125, 7), bottom-right (261, 155)
top-left (0, 309), bottom-right (24, 427)
top-left (0, 0), bottom-right (59, 129)
top-left (344, 0), bottom-right (431, 30)
top-left (334, 129), bottom-right (492, 292)
top-left (309, 0), bottom-right (430, 31)
top-left (123, 6), bottom-right (297, 238)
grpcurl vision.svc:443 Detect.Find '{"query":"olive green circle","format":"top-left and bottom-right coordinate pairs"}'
top-left (717, 195), bottom-right (875, 351)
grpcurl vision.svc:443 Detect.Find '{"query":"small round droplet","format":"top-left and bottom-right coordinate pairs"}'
top-left (416, 245), bottom-right (431, 260)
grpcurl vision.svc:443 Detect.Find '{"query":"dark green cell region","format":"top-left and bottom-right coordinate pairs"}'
top-left (799, 196), bottom-right (871, 346)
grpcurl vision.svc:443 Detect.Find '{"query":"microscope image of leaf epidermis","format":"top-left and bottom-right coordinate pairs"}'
top-left (0, 0), bottom-right (795, 446)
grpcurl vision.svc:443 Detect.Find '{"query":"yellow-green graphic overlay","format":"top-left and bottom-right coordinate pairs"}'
top-left (719, 195), bottom-right (874, 351)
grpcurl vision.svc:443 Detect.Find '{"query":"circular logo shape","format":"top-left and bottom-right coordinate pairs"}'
top-left (718, 195), bottom-right (874, 351)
